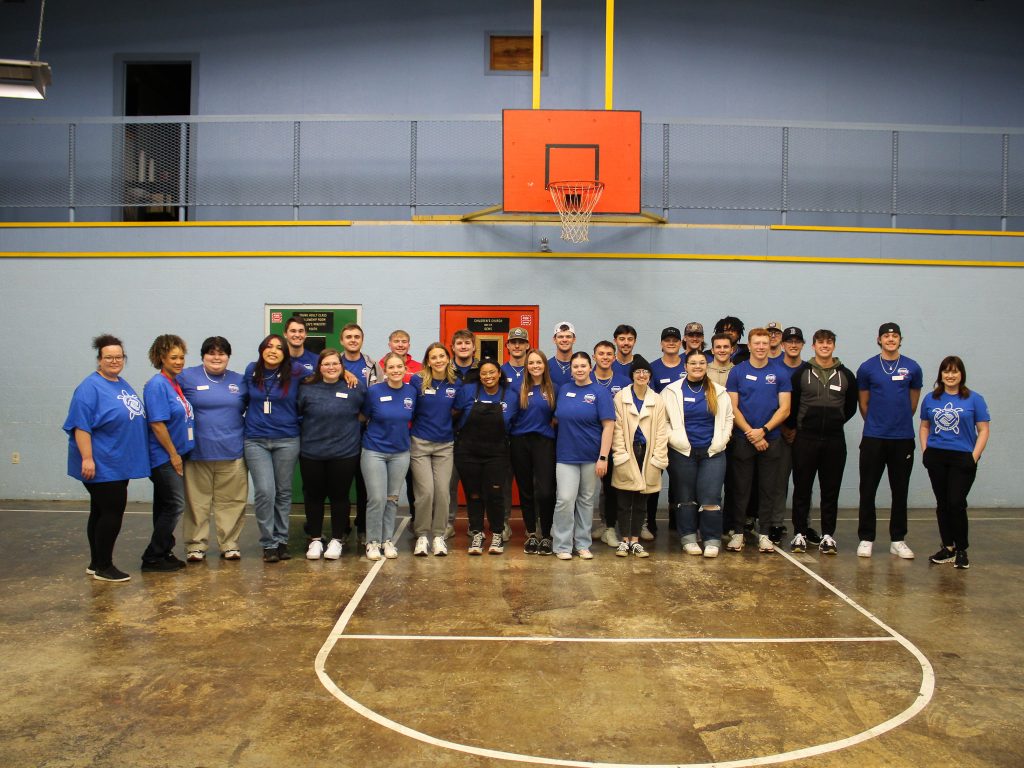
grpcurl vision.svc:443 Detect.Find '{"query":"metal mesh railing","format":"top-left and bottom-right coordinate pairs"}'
top-left (0, 115), bottom-right (1020, 228)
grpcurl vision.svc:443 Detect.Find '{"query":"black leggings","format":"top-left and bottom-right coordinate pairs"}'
top-left (300, 454), bottom-right (359, 540)
top-left (509, 433), bottom-right (555, 538)
top-left (85, 480), bottom-right (129, 570)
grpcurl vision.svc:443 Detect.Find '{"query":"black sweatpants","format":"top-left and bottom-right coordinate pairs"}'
top-left (791, 432), bottom-right (847, 537)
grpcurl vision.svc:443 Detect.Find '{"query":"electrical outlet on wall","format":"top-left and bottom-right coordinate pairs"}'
top-left (11, 452), bottom-right (20, 464)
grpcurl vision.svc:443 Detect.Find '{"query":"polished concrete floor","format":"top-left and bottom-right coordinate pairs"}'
top-left (1, 501), bottom-right (1021, 768)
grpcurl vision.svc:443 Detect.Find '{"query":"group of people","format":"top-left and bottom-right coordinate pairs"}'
top-left (64, 315), bottom-right (990, 582)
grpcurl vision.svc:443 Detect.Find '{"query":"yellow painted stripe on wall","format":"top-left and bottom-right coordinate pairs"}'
top-left (772, 224), bottom-right (1023, 237)
top-left (0, 220), bottom-right (351, 228)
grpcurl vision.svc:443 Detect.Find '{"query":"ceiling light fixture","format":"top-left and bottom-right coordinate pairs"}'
top-left (0, 0), bottom-right (52, 100)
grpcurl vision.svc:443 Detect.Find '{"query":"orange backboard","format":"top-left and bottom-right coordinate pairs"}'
top-left (503, 109), bottom-right (641, 214)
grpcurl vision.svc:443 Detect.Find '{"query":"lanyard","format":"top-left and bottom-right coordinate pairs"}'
top-left (162, 371), bottom-right (193, 419)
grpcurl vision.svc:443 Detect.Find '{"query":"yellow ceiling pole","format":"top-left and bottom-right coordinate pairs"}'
top-left (605, 0), bottom-right (614, 109)
top-left (533, 0), bottom-right (542, 109)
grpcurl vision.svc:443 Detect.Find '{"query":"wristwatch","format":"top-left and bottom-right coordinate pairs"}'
top-left (599, 455), bottom-right (608, 461)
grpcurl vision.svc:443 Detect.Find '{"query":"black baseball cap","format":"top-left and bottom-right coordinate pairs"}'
top-left (781, 326), bottom-right (804, 342)
top-left (878, 322), bottom-right (902, 337)
top-left (661, 326), bottom-right (681, 340)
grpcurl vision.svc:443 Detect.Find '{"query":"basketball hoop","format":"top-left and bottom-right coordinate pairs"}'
top-left (548, 180), bottom-right (605, 244)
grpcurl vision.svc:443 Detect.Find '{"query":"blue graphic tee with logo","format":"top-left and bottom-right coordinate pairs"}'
top-left (920, 391), bottom-right (990, 453)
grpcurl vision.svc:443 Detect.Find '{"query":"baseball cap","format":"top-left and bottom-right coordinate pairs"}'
top-left (766, 321), bottom-right (782, 332)
top-left (553, 321), bottom-right (576, 336)
top-left (781, 326), bottom-right (804, 342)
top-left (661, 326), bottom-right (681, 340)
top-left (508, 327), bottom-right (529, 342)
top-left (684, 322), bottom-right (704, 336)
top-left (878, 322), bottom-right (902, 337)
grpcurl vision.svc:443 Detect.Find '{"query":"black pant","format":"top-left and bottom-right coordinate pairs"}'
top-left (300, 454), bottom-right (359, 540)
top-left (455, 450), bottom-right (508, 534)
top-left (601, 462), bottom-right (617, 529)
top-left (352, 464), bottom-right (368, 533)
top-left (617, 442), bottom-right (648, 538)
top-left (857, 437), bottom-right (914, 542)
top-left (510, 433), bottom-right (555, 537)
top-left (730, 437), bottom-right (782, 533)
top-left (791, 432), bottom-right (847, 537)
top-left (923, 447), bottom-right (977, 551)
top-left (85, 480), bottom-right (129, 570)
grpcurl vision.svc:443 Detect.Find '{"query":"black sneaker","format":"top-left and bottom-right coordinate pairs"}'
top-left (524, 535), bottom-right (540, 554)
top-left (141, 558), bottom-right (179, 572)
top-left (929, 546), bottom-right (955, 564)
top-left (93, 565), bottom-right (131, 582)
top-left (538, 537), bottom-right (553, 556)
top-left (805, 527), bottom-right (822, 546)
top-left (954, 550), bottom-right (970, 569)
top-left (164, 552), bottom-right (187, 569)
top-left (768, 526), bottom-right (786, 546)
top-left (277, 543), bottom-right (292, 561)
top-left (263, 547), bottom-right (280, 563)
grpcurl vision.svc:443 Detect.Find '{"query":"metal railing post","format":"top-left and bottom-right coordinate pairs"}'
top-left (68, 122), bottom-right (76, 222)
top-left (293, 121), bottom-right (301, 221)
top-left (662, 123), bottom-right (670, 219)
top-left (891, 131), bottom-right (899, 229)
top-left (780, 126), bottom-right (789, 225)
top-left (410, 120), bottom-right (418, 218)
top-left (1001, 134), bottom-right (1009, 232)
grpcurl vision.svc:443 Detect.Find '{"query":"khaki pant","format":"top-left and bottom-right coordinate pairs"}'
top-left (183, 458), bottom-right (248, 552)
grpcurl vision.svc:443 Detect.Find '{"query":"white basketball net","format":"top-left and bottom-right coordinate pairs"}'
top-left (548, 180), bottom-right (605, 243)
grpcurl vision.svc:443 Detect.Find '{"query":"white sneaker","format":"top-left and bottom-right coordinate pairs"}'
top-left (432, 536), bottom-right (448, 556)
top-left (502, 523), bottom-right (512, 542)
top-left (601, 528), bottom-right (620, 547)
top-left (703, 545), bottom-right (719, 558)
top-left (857, 540), bottom-right (873, 558)
top-left (890, 541), bottom-right (915, 559)
top-left (444, 523), bottom-right (456, 540)
top-left (615, 541), bottom-right (630, 557)
top-left (577, 549), bottom-right (594, 560)
top-left (683, 542), bottom-right (703, 556)
top-left (758, 534), bottom-right (775, 553)
top-left (725, 532), bottom-right (745, 551)
top-left (324, 539), bottom-right (343, 560)
top-left (592, 525), bottom-right (608, 541)
top-left (640, 523), bottom-right (655, 541)
top-left (555, 551), bottom-right (572, 560)
top-left (306, 539), bottom-right (324, 560)
top-left (413, 536), bottom-right (430, 556)
top-left (489, 533), bottom-right (505, 554)
top-left (365, 541), bottom-right (382, 561)
top-left (382, 540), bottom-right (399, 559)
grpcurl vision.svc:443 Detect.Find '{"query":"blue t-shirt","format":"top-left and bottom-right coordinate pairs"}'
top-left (242, 362), bottom-right (302, 439)
top-left (857, 355), bottom-right (923, 440)
top-left (177, 365), bottom-right (247, 461)
top-left (453, 382), bottom-right (520, 431)
top-left (342, 354), bottom-right (378, 386)
top-left (501, 361), bottom-right (528, 391)
top-left (510, 384), bottom-right (558, 439)
top-left (631, 389), bottom-right (647, 445)
top-left (144, 372), bottom-right (196, 469)
top-left (63, 372), bottom-right (150, 483)
top-left (409, 374), bottom-right (460, 443)
top-left (920, 391), bottom-right (990, 453)
top-left (680, 380), bottom-right (715, 448)
top-left (548, 357), bottom-right (573, 389)
top-left (591, 370), bottom-right (631, 398)
top-left (650, 357), bottom-right (685, 393)
top-left (727, 359), bottom-right (793, 441)
top-left (362, 382), bottom-right (417, 453)
top-left (292, 349), bottom-right (320, 378)
top-left (297, 379), bottom-right (366, 459)
top-left (554, 381), bottom-right (615, 463)
top-left (612, 358), bottom-right (634, 380)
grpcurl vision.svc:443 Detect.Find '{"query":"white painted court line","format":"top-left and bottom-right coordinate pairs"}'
top-left (337, 634), bottom-right (897, 644)
top-left (315, 521), bottom-right (936, 768)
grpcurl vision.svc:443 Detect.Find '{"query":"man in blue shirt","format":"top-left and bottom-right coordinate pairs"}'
top-left (285, 316), bottom-right (319, 376)
top-left (855, 322), bottom-right (923, 560)
top-left (548, 321), bottom-right (577, 388)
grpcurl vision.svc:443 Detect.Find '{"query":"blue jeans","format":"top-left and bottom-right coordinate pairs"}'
top-left (143, 461), bottom-right (185, 561)
top-left (361, 449), bottom-right (410, 543)
top-left (552, 462), bottom-right (598, 554)
top-left (244, 437), bottom-right (300, 550)
top-left (668, 447), bottom-right (726, 546)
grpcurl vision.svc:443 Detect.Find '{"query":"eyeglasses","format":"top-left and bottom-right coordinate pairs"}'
top-left (101, 356), bottom-right (125, 362)
top-left (633, 370), bottom-right (651, 376)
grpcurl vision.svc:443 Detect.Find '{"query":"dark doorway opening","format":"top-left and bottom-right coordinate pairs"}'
top-left (122, 61), bottom-right (192, 221)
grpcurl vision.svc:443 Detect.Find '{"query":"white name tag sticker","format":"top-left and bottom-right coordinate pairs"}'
top-left (684, 397), bottom-right (696, 402)
top-left (746, 374), bottom-right (758, 381)
top-left (829, 384), bottom-right (842, 391)
top-left (425, 388), bottom-right (436, 395)
top-left (566, 392), bottom-right (577, 398)
top-left (891, 375), bottom-right (905, 381)
top-left (196, 385), bottom-right (210, 391)
top-left (659, 378), bottom-right (670, 384)
top-left (187, 427), bottom-right (194, 441)
top-left (380, 395), bottom-right (393, 402)
top-left (335, 392), bottom-right (348, 398)
top-left (263, 401), bottom-right (272, 414)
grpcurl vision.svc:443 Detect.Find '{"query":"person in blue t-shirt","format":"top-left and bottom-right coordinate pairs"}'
top-left (591, 340), bottom-right (631, 548)
top-left (285, 315), bottom-right (319, 377)
top-left (361, 353), bottom-right (418, 561)
top-left (855, 322), bottom-right (923, 560)
top-left (548, 321), bottom-right (577, 388)
top-left (920, 356), bottom-right (990, 570)
top-left (243, 334), bottom-right (303, 563)
top-left (178, 336), bottom-right (248, 562)
top-left (510, 349), bottom-right (559, 555)
top-left (297, 349), bottom-right (366, 561)
top-left (453, 359), bottom-right (519, 555)
top-left (552, 352), bottom-right (615, 559)
top-left (409, 343), bottom-right (460, 557)
top-left (64, 334), bottom-right (150, 582)
top-left (611, 323), bottom-right (638, 379)
top-left (141, 334), bottom-right (195, 573)
top-left (726, 328), bottom-right (792, 553)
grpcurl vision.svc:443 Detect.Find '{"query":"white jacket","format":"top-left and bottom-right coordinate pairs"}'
top-left (662, 378), bottom-right (734, 457)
